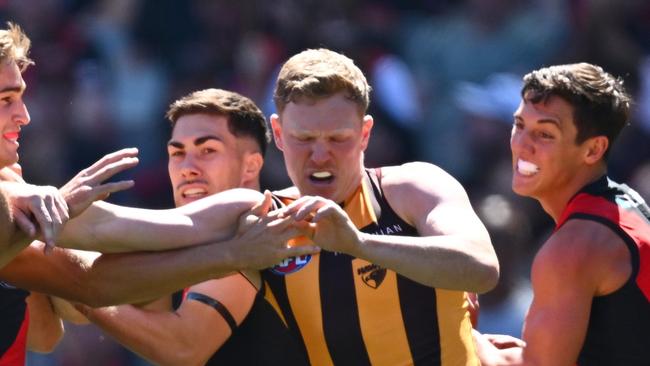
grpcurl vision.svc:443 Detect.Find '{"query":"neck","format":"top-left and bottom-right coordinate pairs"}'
top-left (243, 180), bottom-right (261, 191)
top-left (539, 165), bottom-right (607, 223)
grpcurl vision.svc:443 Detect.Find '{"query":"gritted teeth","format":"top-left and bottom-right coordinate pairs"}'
top-left (311, 171), bottom-right (332, 179)
top-left (182, 188), bottom-right (207, 197)
top-left (517, 159), bottom-right (539, 176)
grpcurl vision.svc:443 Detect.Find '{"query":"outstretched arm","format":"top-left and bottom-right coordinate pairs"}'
top-left (59, 187), bottom-right (264, 253)
top-left (281, 162), bottom-right (498, 293)
top-left (0, 201), bottom-right (317, 306)
top-left (0, 148), bottom-right (138, 267)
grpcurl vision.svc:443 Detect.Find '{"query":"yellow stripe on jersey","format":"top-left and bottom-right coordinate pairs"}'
top-left (436, 289), bottom-right (479, 365)
top-left (284, 251), bottom-right (333, 366)
top-left (343, 178), bottom-right (377, 228)
top-left (352, 258), bottom-right (412, 365)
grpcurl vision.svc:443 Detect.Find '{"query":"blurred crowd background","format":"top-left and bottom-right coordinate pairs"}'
top-left (3, 0), bottom-right (648, 365)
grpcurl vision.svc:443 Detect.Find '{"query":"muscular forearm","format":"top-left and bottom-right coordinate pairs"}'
top-left (78, 245), bottom-right (238, 306)
top-left (59, 188), bottom-right (262, 253)
top-left (354, 233), bottom-right (499, 293)
top-left (0, 242), bottom-right (236, 307)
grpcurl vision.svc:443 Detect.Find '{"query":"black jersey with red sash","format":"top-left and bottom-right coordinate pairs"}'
top-left (262, 169), bottom-right (478, 366)
top-left (554, 176), bottom-right (650, 365)
top-left (0, 282), bottom-right (29, 365)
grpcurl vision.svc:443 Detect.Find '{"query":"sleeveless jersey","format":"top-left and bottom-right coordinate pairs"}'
top-left (554, 176), bottom-right (650, 365)
top-left (0, 283), bottom-right (29, 365)
top-left (262, 169), bottom-right (478, 366)
top-left (173, 285), bottom-right (308, 365)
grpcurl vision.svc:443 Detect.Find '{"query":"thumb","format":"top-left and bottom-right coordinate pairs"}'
top-left (285, 244), bottom-right (320, 258)
top-left (250, 190), bottom-right (273, 216)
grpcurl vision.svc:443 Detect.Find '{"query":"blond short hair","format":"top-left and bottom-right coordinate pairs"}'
top-left (273, 48), bottom-right (370, 114)
top-left (0, 22), bottom-right (33, 71)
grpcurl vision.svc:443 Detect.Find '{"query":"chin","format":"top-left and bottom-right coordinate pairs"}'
top-left (512, 182), bottom-right (537, 198)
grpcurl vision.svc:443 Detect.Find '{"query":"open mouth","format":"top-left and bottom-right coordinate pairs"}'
top-left (181, 187), bottom-right (208, 199)
top-left (3, 132), bottom-right (19, 142)
top-left (517, 159), bottom-right (539, 176)
top-left (309, 171), bottom-right (334, 184)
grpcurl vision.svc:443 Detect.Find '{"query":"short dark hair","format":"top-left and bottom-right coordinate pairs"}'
top-left (522, 63), bottom-right (631, 157)
top-left (166, 88), bottom-right (271, 156)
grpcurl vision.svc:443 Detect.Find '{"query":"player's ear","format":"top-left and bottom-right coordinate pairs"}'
top-left (360, 115), bottom-right (374, 151)
top-left (584, 135), bottom-right (608, 165)
top-left (242, 152), bottom-right (264, 185)
top-left (270, 114), bottom-right (284, 151)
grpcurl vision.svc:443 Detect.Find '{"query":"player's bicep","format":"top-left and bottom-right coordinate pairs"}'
top-left (421, 200), bottom-right (489, 241)
top-left (175, 275), bottom-right (258, 364)
top-left (522, 288), bottom-right (592, 366)
top-left (523, 230), bottom-right (597, 365)
top-left (384, 163), bottom-right (488, 240)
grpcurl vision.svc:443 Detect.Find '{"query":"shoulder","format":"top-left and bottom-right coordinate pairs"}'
top-left (533, 218), bottom-right (630, 295)
top-left (376, 162), bottom-right (471, 227)
top-left (380, 162), bottom-right (468, 204)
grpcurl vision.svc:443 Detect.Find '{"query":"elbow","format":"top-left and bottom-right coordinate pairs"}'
top-left (470, 253), bottom-right (499, 294)
top-left (474, 261), bottom-right (499, 294)
top-left (467, 236), bottom-right (500, 294)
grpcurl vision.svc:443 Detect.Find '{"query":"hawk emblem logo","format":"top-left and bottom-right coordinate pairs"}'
top-left (357, 264), bottom-right (387, 289)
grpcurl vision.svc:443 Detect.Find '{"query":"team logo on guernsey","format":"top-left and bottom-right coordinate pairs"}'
top-left (270, 255), bottom-right (312, 275)
top-left (357, 264), bottom-right (387, 289)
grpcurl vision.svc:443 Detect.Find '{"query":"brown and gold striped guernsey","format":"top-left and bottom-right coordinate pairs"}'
top-left (262, 169), bottom-right (478, 365)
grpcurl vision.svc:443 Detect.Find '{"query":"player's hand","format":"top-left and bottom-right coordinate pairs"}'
top-left (0, 181), bottom-right (69, 250)
top-left (483, 333), bottom-right (526, 349)
top-left (231, 190), bottom-right (320, 270)
top-left (278, 195), bottom-right (361, 255)
top-left (60, 148), bottom-right (139, 218)
top-left (236, 189), bottom-right (274, 236)
top-left (472, 329), bottom-right (525, 366)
